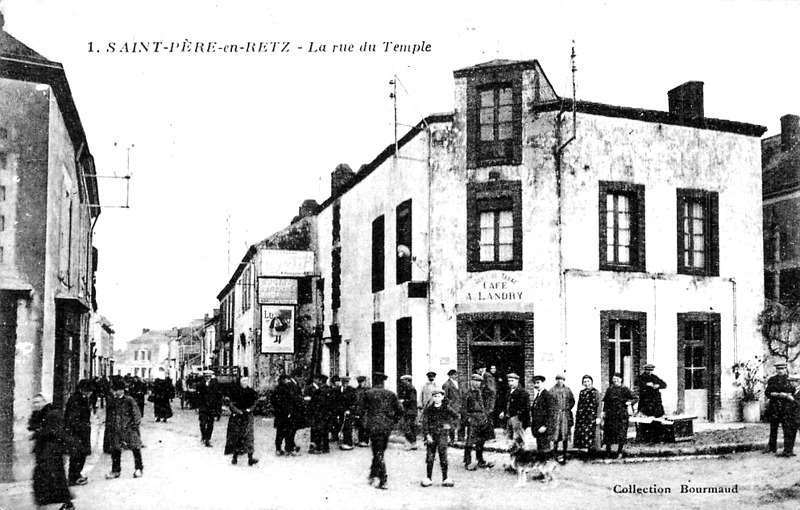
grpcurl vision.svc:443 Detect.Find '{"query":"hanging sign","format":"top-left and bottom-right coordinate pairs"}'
top-left (261, 306), bottom-right (295, 353)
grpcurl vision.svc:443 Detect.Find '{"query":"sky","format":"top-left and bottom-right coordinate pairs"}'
top-left (2, 0), bottom-right (799, 345)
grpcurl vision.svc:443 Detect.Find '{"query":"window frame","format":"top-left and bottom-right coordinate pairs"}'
top-left (467, 180), bottom-right (523, 272)
top-left (598, 181), bottom-right (646, 273)
top-left (676, 189), bottom-right (719, 277)
top-left (466, 71), bottom-right (523, 168)
top-left (396, 200), bottom-right (412, 285)
top-left (372, 215), bottom-right (385, 293)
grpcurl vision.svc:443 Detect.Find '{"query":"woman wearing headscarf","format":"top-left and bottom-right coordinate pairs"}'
top-left (601, 373), bottom-right (637, 459)
top-left (28, 392), bottom-right (74, 509)
top-left (573, 375), bottom-right (602, 458)
top-left (224, 377), bottom-right (259, 466)
top-left (151, 378), bottom-right (174, 423)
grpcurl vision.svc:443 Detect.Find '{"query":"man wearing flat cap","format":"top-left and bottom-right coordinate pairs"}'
top-left (337, 376), bottom-right (358, 450)
top-left (442, 369), bottom-right (464, 442)
top-left (360, 373), bottom-right (403, 489)
top-left (636, 363), bottom-right (667, 418)
top-left (499, 373), bottom-right (530, 449)
top-left (354, 375), bottom-right (370, 447)
top-left (549, 374), bottom-right (575, 463)
top-left (420, 371), bottom-right (440, 409)
top-left (463, 373), bottom-right (495, 470)
top-left (766, 361), bottom-right (794, 454)
top-left (779, 374), bottom-right (800, 457)
top-left (304, 374), bottom-right (331, 454)
top-left (530, 375), bottom-right (557, 453)
top-left (476, 363), bottom-right (497, 421)
top-left (398, 375), bottom-right (419, 450)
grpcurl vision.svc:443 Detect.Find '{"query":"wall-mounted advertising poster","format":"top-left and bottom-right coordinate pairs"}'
top-left (262, 306), bottom-right (294, 354)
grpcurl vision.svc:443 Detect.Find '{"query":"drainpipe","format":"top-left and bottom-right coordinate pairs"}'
top-left (555, 102), bottom-right (576, 374)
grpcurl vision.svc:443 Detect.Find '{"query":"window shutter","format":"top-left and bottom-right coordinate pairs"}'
top-left (676, 314), bottom-right (687, 413)
top-left (466, 77), bottom-right (478, 169)
top-left (708, 192), bottom-right (720, 277)
top-left (634, 184), bottom-right (646, 272)
top-left (512, 79), bottom-right (523, 165)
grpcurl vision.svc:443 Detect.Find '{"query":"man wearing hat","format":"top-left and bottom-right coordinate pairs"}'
top-left (338, 376), bottom-right (358, 450)
top-left (499, 373), bottom-right (530, 448)
top-left (463, 373), bottom-right (495, 470)
top-left (530, 375), bottom-right (556, 453)
top-left (420, 371), bottom-right (440, 409)
top-left (104, 377), bottom-right (144, 479)
top-left (354, 375), bottom-right (370, 447)
top-left (304, 374), bottom-right (331, 454)
top-left (549, 374), bottom-right (575, 463)
top-left (476, 363), bottom-right (497, 421)
top-left (398, 375), bottom-right (420, 449)
top-left (636, 364), bottom-right (667, 418)
top-left (765, 361), bottom-right (794, 454)
top-left (360, 373), bottom-right (403, 490)
top-left (328, 375), bottom-right (343, 445)
top-left (442, 369), bottom-right (464, 442)
top-left (778, 374), bottom-right (800, 457)
top-left (197, 369), bottom-right (222, 447)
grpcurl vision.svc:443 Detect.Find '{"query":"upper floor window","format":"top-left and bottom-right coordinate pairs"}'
top-left (396, 200), bottom-right (412, 284)
top-left (599, 181), bottom-right (646, 272)
top-left (467, 180), bottom-right (522, 272)
top-left (466, 73), bottom-right (522, 168)
top-left (241, 266), bottom-right (252, 312)
top-left (677, 189), bottom-right (719, 276)
top-left (372, 215), bottom-right (385, 292)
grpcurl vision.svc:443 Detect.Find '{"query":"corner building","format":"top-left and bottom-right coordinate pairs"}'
top-left (301, 59), bottom-right (764, 423)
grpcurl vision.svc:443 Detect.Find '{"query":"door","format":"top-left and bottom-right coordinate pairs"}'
top-left (607, 320), bottom-right (635, 387)
top-left (680, 320), bottom-right (710, 420)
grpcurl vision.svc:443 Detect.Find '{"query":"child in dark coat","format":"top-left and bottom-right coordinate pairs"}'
top-left (420, 389), bottom-right (459, 487)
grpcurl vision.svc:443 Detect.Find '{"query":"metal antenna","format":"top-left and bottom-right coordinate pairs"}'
top-left (85, 142), bottom-right (134, 209)
top-left (389, 76), bottom-right (398, 160)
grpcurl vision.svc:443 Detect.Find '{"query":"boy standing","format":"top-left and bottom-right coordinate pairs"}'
top-left (420, 389), bottom-right (459, 487)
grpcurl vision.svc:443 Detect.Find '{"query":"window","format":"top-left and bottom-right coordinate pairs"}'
top-left (677, 189), bottom-right (719, 276)
top-left (372, 215), bottom-right (385, 292)
top-left (332, 247), bottom-right (341, 309)
top-left (466, 72), bottom-right (523, 168)
top-left (0, 186), bottom-right (5, 201)
top-left (396, 200), bottom-right (412, 284)
top-left (599, 182), bottom-right (646, 272)
top-left (135, 351), bottom-right (138, 361)
top-left (469, 320), bottom-right (524, 344)
top-left (600, 311), bottom-right (647, 389)
top-left (467, 181), bottom-right (522, 272)
top-left (683, 322), bottom-right (706, 390)
top-left (0, 153), bottom-right (6, 169)
top-left (241, 266), bottom-right (252, 312)
top-left (372, 322), bottom-right (385, 378)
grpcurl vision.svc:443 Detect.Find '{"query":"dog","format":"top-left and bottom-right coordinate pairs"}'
top-left (506, 446), bottom-right (559, 488)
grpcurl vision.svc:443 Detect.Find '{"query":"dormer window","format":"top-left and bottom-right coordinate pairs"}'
top-left (464, 69), bottom-right (523, 168)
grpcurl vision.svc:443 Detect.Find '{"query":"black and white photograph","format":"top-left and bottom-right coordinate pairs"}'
top-left (1, 0), bottom-right (800, 508)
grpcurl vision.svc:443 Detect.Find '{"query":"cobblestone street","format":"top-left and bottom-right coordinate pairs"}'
top-left (2, 407), bottom-right (800, 510)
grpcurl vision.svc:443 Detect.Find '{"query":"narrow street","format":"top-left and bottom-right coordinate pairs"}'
top-left (2, 406), bottom-right (799, 510)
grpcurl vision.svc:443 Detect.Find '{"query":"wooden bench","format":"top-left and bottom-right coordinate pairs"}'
top-left (629, 414), bottom-right (698, 443)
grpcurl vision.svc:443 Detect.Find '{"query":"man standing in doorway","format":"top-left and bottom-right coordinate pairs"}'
top-left (398, 375), bottom-right (419, 450)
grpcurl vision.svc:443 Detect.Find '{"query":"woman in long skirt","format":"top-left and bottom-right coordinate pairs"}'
top-left (224, 377), bottom-right (259, 466)
top-left (573, 375), bottom-right (602, 458)
top-left (601, 373), bottom-right (637, 459)
top-left (151, 378), bottom-right (174, 423)
top-left (29, 393), bottom-right (74, 510)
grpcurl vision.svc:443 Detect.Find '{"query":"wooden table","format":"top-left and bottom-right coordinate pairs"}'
top-left (629, 414), bottom-right (698, 443)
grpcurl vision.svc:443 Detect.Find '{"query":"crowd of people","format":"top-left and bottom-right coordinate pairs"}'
top-left (36, 359), bottom-right (800, 504)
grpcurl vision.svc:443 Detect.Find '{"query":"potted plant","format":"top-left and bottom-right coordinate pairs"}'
top-left (731, 356), bottom-right (766, 423)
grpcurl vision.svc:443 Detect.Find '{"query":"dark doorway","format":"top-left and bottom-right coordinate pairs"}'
top-left (396, 317), bottom-right (412, 388)
top-left (54, 302), bottom-right (83, 410)
top-left (471, 345), bottom-right (524, 426)
top-left (371, 322), bottom-right (385, 381)
top-left (0, 292), bottom-right (18, 482)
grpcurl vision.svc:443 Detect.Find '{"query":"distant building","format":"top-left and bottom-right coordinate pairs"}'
top-left (115, 329), bottom-right (176, 381)
top-left (90, 315), bottom-right (115, 378)
top-left (0, 17), bottom-right (101, 481)
top-left (763, 114), bottom-right (800, 305)
top-left (202, 310), bottom-right (219, 370)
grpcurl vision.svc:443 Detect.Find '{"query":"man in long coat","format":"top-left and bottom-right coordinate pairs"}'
top-left (64, 379), bottom-right (93, 485)
top-left (463, 374), bottom-right (495, 469)
top-left (104, 377), bottom-right (144, 479)
top-left (499, 373), bottom-right (530, 449)
top-left (442, 369), bottom-right (463, 442)
top-left (305, 374), bottom-right (331, 453)
top-left (224, 377), bottom-right (259, 465)
top-left (398, 375), bottom-right (419, 449)
top-left (636, 363), bottom-right (667, 417)
top-left (530, 375), bottom-right (556, 454)
top-left (477, 363), bottom-right (497, 420)
top-left (354, 375), bottom-right (370, 447)
top-left (271, 374), bottom-right (299, 456)
top-left (29, 393), bottom-right (74, 509)
top-left (549, 374), bottom-right (576, 462)
top-left (766, 361), bottom-right (795, 454)
top-left (360, 372), bottom-right (403, 490)
top-left (338, 376), bottom-right (358, 450)
top-left (197, 370), bottom-right (222, 447)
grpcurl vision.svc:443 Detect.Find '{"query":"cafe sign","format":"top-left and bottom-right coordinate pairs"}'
top-left (460, 271), bottom-right (525, 302)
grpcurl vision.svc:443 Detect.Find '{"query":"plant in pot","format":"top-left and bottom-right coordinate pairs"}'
top-left (732, 356), bottom-right (766, 423)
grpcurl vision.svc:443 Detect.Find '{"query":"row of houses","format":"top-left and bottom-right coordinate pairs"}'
top-left (0, 20), bottom-right (117, 482)
top-left (209, 57), bottom-right (799, 428)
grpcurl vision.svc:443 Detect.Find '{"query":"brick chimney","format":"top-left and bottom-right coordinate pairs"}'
top-left (781, 114), bottom-right (800, 152)
top-left (331, 163), bottom-right (355, 196)
top-left (668, 81), bottom-right (704, 121)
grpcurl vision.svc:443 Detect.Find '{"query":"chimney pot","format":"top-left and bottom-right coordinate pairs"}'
top-left (331, 163), bottom-right (355, 196)
top-left (668, 81), bottom-right (704, 121)
top-left (781, 114), bottom-right (800, 152)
